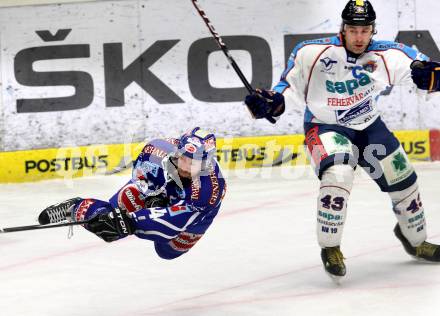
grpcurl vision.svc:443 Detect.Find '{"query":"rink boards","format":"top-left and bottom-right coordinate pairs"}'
top-left (1, 0), bottom-right (440, 153)
top-left (0, 129), bottom-right (438, 183)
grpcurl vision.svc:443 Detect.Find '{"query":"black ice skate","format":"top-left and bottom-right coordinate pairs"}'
top-left (321, 246), bottom-right (346, 282)
top-left (394, 224), bottom-right (440, 262)
top-left (38, 198), bottom-right (82, 225)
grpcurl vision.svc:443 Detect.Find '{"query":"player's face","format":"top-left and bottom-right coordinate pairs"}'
top-left (177, 155), bottom-right (203, 179)
top-left (343, 25), bottom-right (373, 54)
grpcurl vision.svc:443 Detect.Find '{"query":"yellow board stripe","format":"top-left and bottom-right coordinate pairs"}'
top-left (0, 131), bottom-right (431, 183)
top-left (356, 0), bottom-right (364, 6)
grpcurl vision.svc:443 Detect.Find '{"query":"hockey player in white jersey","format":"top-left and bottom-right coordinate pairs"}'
top-left (245, 0), bottom-right (440, 280)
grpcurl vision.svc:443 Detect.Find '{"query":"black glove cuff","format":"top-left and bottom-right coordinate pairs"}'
top-left (111, 207), bottom-right (135, 236)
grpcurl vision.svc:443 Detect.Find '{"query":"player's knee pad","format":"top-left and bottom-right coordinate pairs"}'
top-left (389, 182), bottom-right (426, 246)
top-left (117, 183), bottom-right (146, 212)
top-left (317, 164), bottom-right (354, 248)
top-left (371, 145), bottom-right (417, 192)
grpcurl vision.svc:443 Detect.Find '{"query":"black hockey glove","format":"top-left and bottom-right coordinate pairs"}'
top-left (411, 60), bottom-right (440, 92)
top-left (245, 89), bottom-right (285, 122)
top-left (144, 195), bottom-right (169, 208)
top-left (87, 207), bottom-right (134, 243)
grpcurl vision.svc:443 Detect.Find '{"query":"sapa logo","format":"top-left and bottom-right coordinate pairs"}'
top-left (326, 65), bottom-right (372, 95)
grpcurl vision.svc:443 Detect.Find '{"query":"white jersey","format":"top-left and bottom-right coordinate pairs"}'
top-left (274, 35), bottom-right (429, 130)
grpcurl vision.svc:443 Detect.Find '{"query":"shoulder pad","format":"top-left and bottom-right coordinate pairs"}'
top-left (302, 36), bottom-right (341, 46)
top-left (289, 36), bottom-right (341, 62)
top-left (142, 139), bottom-right (176, 159)
top-left (368, 40), bottom-right (425, 59)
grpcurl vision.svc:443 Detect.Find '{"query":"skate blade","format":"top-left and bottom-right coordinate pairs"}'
top-left (410, 255), bottom-right (440, 263)
top-left (324, 269), bottom-right (345, 285)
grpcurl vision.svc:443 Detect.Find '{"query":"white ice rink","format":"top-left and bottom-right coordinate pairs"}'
top-left (1, 163), bottom-right (440, 316)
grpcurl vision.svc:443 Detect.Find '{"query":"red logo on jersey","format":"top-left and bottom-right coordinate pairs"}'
top-left (168, 205), bottom-right (191, 216)
top-left (118, 184), bottom-right (144, 212)
top-left (184, 143), bottom-right (197, 154)
top-left (76, 199), bottom-right (94, 222)
top-left (169, 232), bottom-right (203, 252)
top-left (363, 61), bottom-right (377, 73)
top-left (170, 205), bottom-right (187, 213)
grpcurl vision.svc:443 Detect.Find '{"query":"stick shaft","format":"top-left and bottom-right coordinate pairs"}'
top-left (191, 0), bottom-right (276, 124)
top-left (191, 0), bottom-right (254, 94)
top-left (0, 220), bottom-right (89, 234)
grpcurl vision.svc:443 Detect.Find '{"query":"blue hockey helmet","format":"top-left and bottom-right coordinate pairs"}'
top-left (177, 127), bottom-right (217, 162)
top-left (342, 0), bottom-right (376, 26)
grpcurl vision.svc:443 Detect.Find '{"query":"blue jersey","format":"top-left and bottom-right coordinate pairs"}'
top-left (77, 137), bottom-right (226, 259)
top-left (107, 138), bottom-right (226, 258)
top-left (128, 138), bottom-right (226, 233)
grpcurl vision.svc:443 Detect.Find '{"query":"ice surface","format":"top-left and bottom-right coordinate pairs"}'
top-left (1, 163), bottom-right (440, 316)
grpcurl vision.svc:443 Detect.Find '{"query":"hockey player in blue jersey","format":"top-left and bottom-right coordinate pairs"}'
top-left (245, 0), bottom-right (440, 280)
top-left (38, 127), bottom-right (226, 260)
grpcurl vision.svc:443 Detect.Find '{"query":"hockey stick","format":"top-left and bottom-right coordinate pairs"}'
top-left (190, 0), bottom-right (276, 124)
top-left (0, 220), bottom-right (89, 234)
